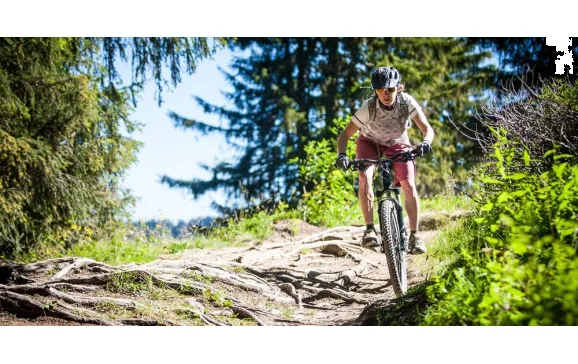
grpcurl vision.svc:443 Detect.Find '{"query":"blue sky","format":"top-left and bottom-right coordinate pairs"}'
top-left (119, 48), bottom-right (237, 223)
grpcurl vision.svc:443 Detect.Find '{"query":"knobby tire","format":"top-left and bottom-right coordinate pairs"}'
top-left (378, 198), bottom-right (407, 296)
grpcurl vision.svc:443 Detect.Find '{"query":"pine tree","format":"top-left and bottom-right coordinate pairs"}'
top-left (163, 38), bottom-right (371, 211)
top-left (0, 37), bottom-right (217, 258)
top-left (163, 37), bottom-right (497, 209)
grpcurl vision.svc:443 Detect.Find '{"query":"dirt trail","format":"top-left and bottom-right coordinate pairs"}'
top-left (0, 212), bottom-right (464, 326)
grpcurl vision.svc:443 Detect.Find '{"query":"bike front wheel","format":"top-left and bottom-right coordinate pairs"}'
top-left (378, 198), bottom-right (407, 296)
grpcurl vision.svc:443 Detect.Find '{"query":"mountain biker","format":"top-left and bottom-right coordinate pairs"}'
top-left (335, 66), bottom-right (435, 254)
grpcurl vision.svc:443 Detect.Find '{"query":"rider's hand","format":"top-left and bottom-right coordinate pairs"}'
top-left (416, 141), bottom-right (432, 156)
top-left (335, 153), bottom-right (350, 170)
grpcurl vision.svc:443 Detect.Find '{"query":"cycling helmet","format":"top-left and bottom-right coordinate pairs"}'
top-left (371, 66), bottom-right (401, 89)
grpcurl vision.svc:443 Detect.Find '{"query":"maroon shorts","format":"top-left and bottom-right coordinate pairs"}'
top-left (355, 134), bottom-right (416, 187)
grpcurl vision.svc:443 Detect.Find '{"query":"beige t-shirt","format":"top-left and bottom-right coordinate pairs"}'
top-left (352, 92), bottom-right (421, 147)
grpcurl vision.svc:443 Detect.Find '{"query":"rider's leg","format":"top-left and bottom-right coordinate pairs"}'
top-left (358, 165), bottom-right (375, 225)
top-left (400, 179), bottom-right (426, 253)
top-left (400, 179), bottom-right (419, 232)
top-left (399, 171), bottom-right (426, 253)
top-left (356, 135), bottom-right (381, 248)
top-left (355, 135), bottom-right (380, 225)
top-left (358, 166), bottom-right (380, 248)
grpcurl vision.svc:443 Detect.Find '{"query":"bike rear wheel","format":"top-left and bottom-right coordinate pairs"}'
top-left (378, 198), bottom-right (407, 296)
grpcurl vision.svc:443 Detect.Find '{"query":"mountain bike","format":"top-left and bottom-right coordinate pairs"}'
top-left (349, 148), bottom-right (419, 296)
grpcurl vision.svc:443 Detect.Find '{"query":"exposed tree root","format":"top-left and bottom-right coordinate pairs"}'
top-left (288, 241), bottom-right (362, 257)
top-left (0, 290), bottom-right (115, 325)
top-left (332, 261), bottom-right (373, 288)
top-left (50, 258), bottom-right (94, 280)
top-left (0, 217), bottom-right (447, 326)
top-left (1, 283), bottom-right (142, 309)
top-left (299, 284), bottom-right (370, 305)
top-left (231, 305), bottom-right (266, 326)
top-left (0, 265), bottom-right (35, 285)
top-left (278, 283), bottom-right (303, 311)
top-left (2, 257), bottom-right (342, 325)
top-left (1, 253), bottom-right (376, 326)
top-left (293, 226), bottom-right (365, 245)
top-left (119, 319), bottom-right (171, 326)
top-left (174, 308), bottom-right (224, 326)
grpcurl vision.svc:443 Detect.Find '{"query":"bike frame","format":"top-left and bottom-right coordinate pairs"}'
top-left (348, 149), bottom-right (419, 296)
top-left (352, 149), bottom-right (417, 252)
top-left (375, 160), bottom-right (408, 253)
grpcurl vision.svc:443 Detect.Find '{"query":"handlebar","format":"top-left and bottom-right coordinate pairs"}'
top-left (348, 148), bottom-right (418, 171)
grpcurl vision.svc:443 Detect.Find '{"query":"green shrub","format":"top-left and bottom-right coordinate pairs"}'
top-left (423, 139), bottom-right (578, 325)
top-left (290, 117), bottom-right (363, 226)
top-left (422, 78), bottom-right (578, 325)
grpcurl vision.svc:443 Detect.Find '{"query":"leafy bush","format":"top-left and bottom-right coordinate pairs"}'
top-left (423, 140), bottom-right (578, 325)
top-left (291, 116), bottom-right (363, 226)
top-left (420, 79), bottom-right (578, 326)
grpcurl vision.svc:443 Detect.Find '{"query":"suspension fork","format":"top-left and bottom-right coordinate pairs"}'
top-left (393, 188), bottom-right (408, 252)
top-left (379, 187), bottom-right (407, 252)
top-left (378, 164), bottom-right (408, 252)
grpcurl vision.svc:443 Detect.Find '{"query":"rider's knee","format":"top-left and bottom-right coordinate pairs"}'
top-left (357, 177), bottom-right (374, 200)
top-left (358, 172), bottom-right (373, 185)
top-left (358, 179), bottom-right (374, 194)
top-left (400, 180), bottom-right (418, 196)
top-left (357, 190), bottom-right (374, 201)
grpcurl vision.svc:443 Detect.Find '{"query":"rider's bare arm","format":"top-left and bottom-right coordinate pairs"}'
top-left (337, 120), bottom-right (360, 154)
top-left (411, 109), bottom-right (434, 144)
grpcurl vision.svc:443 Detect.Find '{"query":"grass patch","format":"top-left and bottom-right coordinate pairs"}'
top-left (164, 241), bottom-right (189, 254)
top-left (93, 301), bottom-right (134, 320)
top-left (230, 266), bottom-right (246, 274)
top-left (173, 309), bottom-right (209, 326)
top-left (422, 217), bottom-right (479, 279)
top-left (420, 194), bottom-right (476, 213)
top-left (176, 280), bottom-right (203, 296)
top-left (311, 202), bottom-right (364, 228)
top-left (103, 270), bottom-right (180, 300)
top-left (281, 308), bottom-right (294, 319)
top-left (181, 270), bottom-right (215, 285)
top-left (203, 288), bottom-right (234, 308)
top-left (217, 314), bottom-right (258, 326)
top-left (62, 237), bottom-right (167, 266)
top-left (105, 271), bottom-right (157, 295)
top-left (287, 220), bottom-right (301, 236)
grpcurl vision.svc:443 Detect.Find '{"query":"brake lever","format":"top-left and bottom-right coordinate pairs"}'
top-left (402, 149), bottom-right (417, 162)
top-left (348, 160), bottom-right (358, 171)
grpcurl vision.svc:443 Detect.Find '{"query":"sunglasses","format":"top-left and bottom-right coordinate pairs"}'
top-left (376, 87), bottom-right (397, 94)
